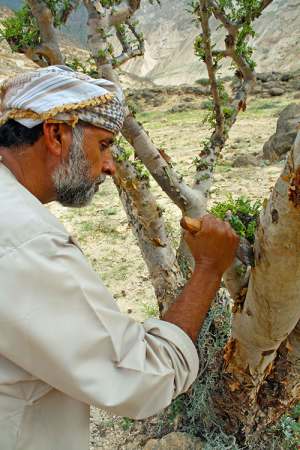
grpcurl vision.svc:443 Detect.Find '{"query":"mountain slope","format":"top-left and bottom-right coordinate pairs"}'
top-left (0, 0), bottom-right (299, 85)
top-left (124, 0), bottom-right (300, 84)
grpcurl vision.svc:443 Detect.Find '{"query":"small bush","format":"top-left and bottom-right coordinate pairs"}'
top-left (195, 78), bottom-right (210, 86)
top-left (0, 6), bottom-right (40, 51)
top-left (211, 194), bottom-right (261, 243)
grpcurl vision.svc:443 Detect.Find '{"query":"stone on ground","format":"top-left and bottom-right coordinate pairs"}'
top-left (143, 432), bottom-right (203, 449)
top-left (263, 103), bottom-right (300, 161)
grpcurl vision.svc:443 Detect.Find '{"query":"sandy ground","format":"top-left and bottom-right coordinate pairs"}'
top-left (48, 93), bottom-right (299, 449)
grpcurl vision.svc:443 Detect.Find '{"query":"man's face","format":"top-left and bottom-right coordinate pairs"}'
top-left (52, 123), bottom-right (116, 207)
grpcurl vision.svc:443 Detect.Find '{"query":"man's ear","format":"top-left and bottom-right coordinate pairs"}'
top-left (43, 122), bottom-right (72, 159)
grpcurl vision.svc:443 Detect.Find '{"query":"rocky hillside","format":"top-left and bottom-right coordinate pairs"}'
top-left (124, 0), bottom-right (300, 85)
top-left (0, 0), bottom-right (300, 85)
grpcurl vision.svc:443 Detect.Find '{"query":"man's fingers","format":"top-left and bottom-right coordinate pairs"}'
top-left (180, 216), bottom-right (202, 234)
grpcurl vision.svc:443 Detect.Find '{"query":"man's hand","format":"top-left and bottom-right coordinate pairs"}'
top-left (183, 214), bottom-right (239, 275)
top-left (163, 215), bottom-right (239, 342)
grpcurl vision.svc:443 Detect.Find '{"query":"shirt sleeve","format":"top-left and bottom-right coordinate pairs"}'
top-left (0, 232), bottom-right (199, 419)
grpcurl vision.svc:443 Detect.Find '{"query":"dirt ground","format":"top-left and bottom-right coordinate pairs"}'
top-left (49, 92), bottom-right (299, 449)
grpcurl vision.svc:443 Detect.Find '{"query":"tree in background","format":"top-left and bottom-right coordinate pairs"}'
top-left (1, 1), bottom-right (299, 447)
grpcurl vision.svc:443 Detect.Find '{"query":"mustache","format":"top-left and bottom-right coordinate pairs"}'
top-left (95, 174), bottom-right (106, 185)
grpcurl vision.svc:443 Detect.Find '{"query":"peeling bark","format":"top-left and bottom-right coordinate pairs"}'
top-left (214, 132), bottom-right (300, 438)
top-left (113, 147), bottom-right (184, 314)
top-left (122, 114), bottom-right (206, 217)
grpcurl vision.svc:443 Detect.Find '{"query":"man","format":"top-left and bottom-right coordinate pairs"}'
top-left (0, 66), bottom-right (238, 450)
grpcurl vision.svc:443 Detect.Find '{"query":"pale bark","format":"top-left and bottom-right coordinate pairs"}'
top-left (214, 132), bottom-right (300, 437)
top-left (26, 0), bottom-right (64, 66)
top-left (122, 115), bottom-right (206, 217)
top-left (229, 132), bottom-right (300, 379)
top-left (114, 19), bottom-right (144, 68)
top-left (109, 0), bottom-right (141, 27)
top-left (113, 146), bottom-right (185, 314)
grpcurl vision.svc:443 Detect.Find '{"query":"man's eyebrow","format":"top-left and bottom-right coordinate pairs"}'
top-left (101, 138), bottom-right (115, 145)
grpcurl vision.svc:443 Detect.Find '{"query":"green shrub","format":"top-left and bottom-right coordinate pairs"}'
top-left (211, 194), bottom-right (261, 243)
top-left (0, 6), bottom-right (40, 51)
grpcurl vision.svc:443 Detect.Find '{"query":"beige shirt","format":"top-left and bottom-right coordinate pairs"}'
top-left (0, 164), bottom-right (199, 450)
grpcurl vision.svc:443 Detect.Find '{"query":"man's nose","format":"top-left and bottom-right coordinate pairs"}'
top-left (102, 155), bottom-right (116, 176)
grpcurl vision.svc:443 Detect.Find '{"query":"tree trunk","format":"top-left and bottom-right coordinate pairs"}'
top-left (214, 132), bottom-right (300, 441)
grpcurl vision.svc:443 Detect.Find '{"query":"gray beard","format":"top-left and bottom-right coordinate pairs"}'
top-left (52, 125), bottom-right (106, 207)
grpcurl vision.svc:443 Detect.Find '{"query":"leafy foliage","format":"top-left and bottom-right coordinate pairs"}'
top-left (66, 57), bottom-right (98, 78)
top-left (211, 195), bottom-right (261, 243)
top-left (132, 159), bottom-right (150, 182)
top-left (0, 5), bottom-right (40, 51)
top-left (45, 0), bottom-right (74, 27)
top-left (201, 79), bottom-right (232, 129)
top-left (218, 0), bottom-right (267, 22)
top-left (0, 0), bottom-right (75, 52)
top-left (274, 408), bottom-right (300, 450)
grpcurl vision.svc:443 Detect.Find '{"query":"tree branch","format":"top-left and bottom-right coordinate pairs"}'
top-left (113, 146), bottom-right (185, 314)
top-left (113, 48), bottom-right (144, 67)
top-left (57, 0), bottom-right (81, 24)
top-left (199, 0), bottom-right (224, 139)
top-left (109, 0), bottom-right (141, 27)
top-left (84, 0), bottom-right (206, 218)
top-left (208, 0), bottom-right (239, 37)
top-left (122, 113), bottom-right (206, 217)
top-left (193, 1), bottom-right (255, 200)
top-left (113, 20), bottom-right (144, 68)
top-left (27, 0), bottom-right (64, 65)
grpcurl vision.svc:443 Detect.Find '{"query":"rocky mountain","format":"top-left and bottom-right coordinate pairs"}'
top-left (125, 0), bottom-right (300, 85)
top-left (0, 0), bottom-right (300, 85)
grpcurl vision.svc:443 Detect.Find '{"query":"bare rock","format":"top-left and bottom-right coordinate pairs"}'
top-left (231, 154), bottom-right (258, 167)
top-left (257, 72), bottom-right (272, 83)
top-left (143, 432), bottom-right (203, 450)
top-left (269, 87), bottom-right (285, 96)
top-left (263, 103), bottom-right (300, 161)
top-left (281, 73), bottom-right (293, 82)
top-left (252, 85), bottom-right (263, 95)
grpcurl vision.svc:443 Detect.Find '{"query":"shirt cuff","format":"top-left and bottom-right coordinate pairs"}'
top-left (143, 318), bottom-right (199, 386)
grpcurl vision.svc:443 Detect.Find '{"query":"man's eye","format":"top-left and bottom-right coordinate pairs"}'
top-left (99, 143), bottom-right (108, 151)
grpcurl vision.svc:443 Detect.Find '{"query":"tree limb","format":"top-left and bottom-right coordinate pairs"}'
top-left (113, 146), bottom-right (185, 314)
top-left (84, 0), bottom-right (206, 218)
top-left (113, 20), bottom-right (144, 68)
top-left (122, 113), bottom-right (206, 217)
top-left (57, 0), bottom-right (81, 24)
top-left (109, 0), bottom-right (141, 27)
top-left (193, 2), bottom-right (255, 201)
top-left (27, 0), bottom-right (64, 65)
top-left (199, 0), bottom-right (224, 139)
top-left (208, 0), bottom-right (239, 37)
